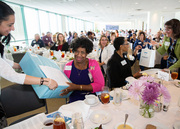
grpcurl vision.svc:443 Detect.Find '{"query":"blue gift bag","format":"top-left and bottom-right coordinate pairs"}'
top-left (19, 52), bottom-right (72, 99)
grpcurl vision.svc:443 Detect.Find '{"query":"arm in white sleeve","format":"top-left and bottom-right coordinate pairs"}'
top-left (0, 58), bottom-right (26, 84)
top-left (3, 54), bottom-right (14, 67)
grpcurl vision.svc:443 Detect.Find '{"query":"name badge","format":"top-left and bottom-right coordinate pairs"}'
top-left (121, 60), bottom-right (127, 66)
top-left (33, 41), bottom-right (36, 43)
top-left (65, 66), bottom-right (72, 70)
top-left (165, 41), bottom-right (170, 46)
top-left (46, 38), bottom-right (48, 40)
top-left (138, 42), bottom-right (142, 44)
top-left (88, 71), bottom-right (93, 82)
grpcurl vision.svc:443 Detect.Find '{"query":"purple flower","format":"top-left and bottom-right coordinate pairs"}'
top-left (142, 82), bottom-right (159, 105)
top-left (159, 84), bottom-right (171, 104)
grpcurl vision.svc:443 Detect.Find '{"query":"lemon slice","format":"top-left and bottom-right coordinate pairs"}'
top-left (142, 72), bottom-right (148, 76)
top-left (104, 94), bottom-right (109, 99)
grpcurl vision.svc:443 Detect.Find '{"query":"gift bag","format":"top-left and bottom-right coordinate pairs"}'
top-left (139, 48), bottom-right (156, 67)
top-left (19, 52), bottom-right (72, 99)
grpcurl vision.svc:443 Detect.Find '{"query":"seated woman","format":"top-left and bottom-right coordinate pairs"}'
top-left (57, 33), bottom-right (69, 52)
top-left (60, 37), bottom-right (105, 103)
top-left (31, 34), bottom-right (45, 48)
top-left (95, 35), bottom-right (114, 75)
top-left (107, 37), bottom-right (142, 88)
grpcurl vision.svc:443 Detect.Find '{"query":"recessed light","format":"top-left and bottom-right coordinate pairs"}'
top-left (135, 2), bottom-right (138, 5)
top-left (163, 7), bottom-right (167, 9)
top-left (95, 4), bottom-right (98, 6)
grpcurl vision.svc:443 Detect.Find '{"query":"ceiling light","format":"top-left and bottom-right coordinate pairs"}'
top-left (163, 7), bottom-right (167, 9)
top-left (95, 4), bottom-right (98, 6)
top-left (135, 2), bottom-right (138, 5)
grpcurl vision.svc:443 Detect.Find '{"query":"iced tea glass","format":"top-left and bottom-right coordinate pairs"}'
top-left (100, 86), bottom-right (110, 104)
top-left (53, 112), bottom-right (66, 129)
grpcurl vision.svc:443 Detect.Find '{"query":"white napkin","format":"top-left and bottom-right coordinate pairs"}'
top-left (58, 100), bottom-right (90, 121)
top-left (42, 50), bottom-right (50, 58)
top-left (54, 50), bottom-right (61, 61)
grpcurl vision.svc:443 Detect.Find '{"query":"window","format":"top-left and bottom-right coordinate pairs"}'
top-left (24, 7), bottom-right (40, 40)
top-left (49, 13), bottom-right (58, 34)
top-left (39, 10), bottom-right (50, 34)
top-left (57, 15), bottom-right (62, 33)
top-left (8, 4), bottom-right (25, 42)
top-left (65, 16), bottom-right (69, 33)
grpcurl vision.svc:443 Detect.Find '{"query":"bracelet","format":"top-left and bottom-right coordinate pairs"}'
top-left (40, 77), bottom-right (44, 86)
top-left (80, 85), bottom-right (82, 91)
top-left (48, 78), bottom-right (51, 87)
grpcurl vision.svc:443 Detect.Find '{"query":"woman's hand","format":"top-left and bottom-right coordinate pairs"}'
top-left (60, 82), bottom-right (79, 96)
top-left (133, 70), bottom-right (142, 78)
top-left (163, 55), bottom-right (169, 60)
top-left (44, 78), bottom-right (58, 90)
top-left (134, 45), bottom-right (142, 56)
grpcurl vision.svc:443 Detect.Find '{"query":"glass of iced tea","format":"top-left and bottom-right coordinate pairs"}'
top-left (100, 86), bottom-right (110, 104)
top-left (13, 47), bottom-right (17, 52)
top-left (50, 50), bottom-right (54, 56)
top-left (69, 48), bottom-right (73, 53)
top-left (53, 112), bottom-right (66, 129)
top-left (61, 52), bottom-right (65, 58)
top-left (171, 68), bottom-right (179, 80)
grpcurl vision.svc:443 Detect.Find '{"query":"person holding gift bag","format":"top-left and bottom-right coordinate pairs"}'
top-left (0, 2), bottom-right (58, 128)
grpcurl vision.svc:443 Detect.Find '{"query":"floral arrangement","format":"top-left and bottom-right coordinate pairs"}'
top-left (129, 76), bottom-right (171, 118)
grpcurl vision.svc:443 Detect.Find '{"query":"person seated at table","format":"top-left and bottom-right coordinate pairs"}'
top-left (42, 32), bottom-right (53, 49)
top-left (133, 31), bottom-right (152, 70)
top-left (57, 33), bottom-right (69, 52)
top-left (156, 19), bottom-right (180, 79)
top-left (51, 34), bottom-right (58, 51)
top-left (60, 37), bottom-right (105, 103)
top-left (110, 32), bottom-right (116, 45)
top-left (130, 33), bottom-right (137, 46)
top-left (31, 34), bottom-right (45, 48)
top-left (0, 2), bottom-right (58, 128)
top-left (107, 37), bottom-right (142, 88)
top-left (95, 35), bottom-right (114, 75)
top-left (153, 31), bottom-right (162, 43)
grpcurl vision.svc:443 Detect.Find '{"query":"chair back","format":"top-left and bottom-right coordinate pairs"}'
top-left (1, 84), bottom-right (48, 118)
top-left (106, 66), bottom-right (112, 90)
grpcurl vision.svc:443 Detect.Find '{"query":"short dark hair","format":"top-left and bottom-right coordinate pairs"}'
top-left (113, 37), bottom-right (125, 51)
top-left (165, 19), bottom-right (180, 39)
top-left (87, 31), bottom-right (92, 36)
top-left (73, 37), bottom-right (93, 54)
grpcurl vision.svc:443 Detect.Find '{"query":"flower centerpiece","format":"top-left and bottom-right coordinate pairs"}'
top-left (129, 76), bottom-right (171, 118)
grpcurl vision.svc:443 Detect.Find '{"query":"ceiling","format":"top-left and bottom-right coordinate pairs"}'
top-left (4, 0), bottom-right (180, 22)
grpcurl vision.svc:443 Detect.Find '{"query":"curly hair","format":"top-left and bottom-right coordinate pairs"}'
top-left (72, 37), bottom-right (93, 54)
top-left (165, 19), bottom-right (180, 39)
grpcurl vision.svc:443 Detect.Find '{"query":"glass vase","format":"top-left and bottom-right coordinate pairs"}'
top-left (139, 100), bottom-right (154, 118)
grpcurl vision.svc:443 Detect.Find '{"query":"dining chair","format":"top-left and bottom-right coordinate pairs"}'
top-left (1, 84), bottom-right (48, 125)
top-left (106, 67), bottom-right (112, 90)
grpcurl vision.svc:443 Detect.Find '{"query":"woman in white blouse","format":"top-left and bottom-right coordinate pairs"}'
top-left (0, 2), bottom-right (58, 127)
top-left (95, 35), bottom-right (114, 75)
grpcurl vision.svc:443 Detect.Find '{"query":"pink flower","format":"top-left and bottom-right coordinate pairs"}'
top-left (159, 84), bottom-right (171, 104)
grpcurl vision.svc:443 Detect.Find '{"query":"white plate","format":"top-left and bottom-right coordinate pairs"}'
top-left (173, 121), bottom-right (180, 129)
top-left (109, 90), bottom-right (129, 100)
top-left (87, 124), bottom-right (106, 129)
top-left (144, 121), bottom-right (168, 129)
top-left (125, 76), bottom-right (136, 84)
top-left (89, 110), bottom-right (112, 124)
top-left (84, 97), bottom-right (99, 107)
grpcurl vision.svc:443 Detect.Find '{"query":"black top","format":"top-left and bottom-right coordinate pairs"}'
top-left (107, 51), bottom-right (136, 88)
top-left (31, 39), bottom-right (45, 48)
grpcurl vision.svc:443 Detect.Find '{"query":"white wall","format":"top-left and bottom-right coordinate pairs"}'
top-left (175, 12), bottom-right (180, 20)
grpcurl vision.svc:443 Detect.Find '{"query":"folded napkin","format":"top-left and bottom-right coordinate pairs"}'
top-left (54, 50), bottom-right (61, 61)
top-left (58, 100), bottom-right (90, 121)
top-left (42, 50), bottom-right (50, 58)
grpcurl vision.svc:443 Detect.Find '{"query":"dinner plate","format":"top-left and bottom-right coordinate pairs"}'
top-left (173, 120), bottom-right (180, 129)
top-left (125, 76), bottom-right (136, 84)
top-left (109, 90), bottom-right (129, 100)
top-left (84, 97), bottom-right (100, 107)
top-left (89, 110), bottom-right (112, 124)
top-left (144, 121), bottom-right (168, 129)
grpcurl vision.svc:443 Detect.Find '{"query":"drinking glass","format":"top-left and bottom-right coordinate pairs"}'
top-left (53, 112), bottom-right (66, 129)
top-left (61, 51), bottom-right (65, 58)
top-left (69, 48), bottom-right (73, 53)
top-left (171, 68), bottom-right (179, 80)
top-left (50, 50), bottom-right (54, 56)
top-left (100, 86), bottom-right (110, 104)
top-left (113, 88), bottom-right (123, 107)
top-left (71, 112), bottom-right (84, 129)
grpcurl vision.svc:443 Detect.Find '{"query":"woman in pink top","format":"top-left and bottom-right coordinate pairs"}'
top-left (60, 37), bottom-right (104, 102)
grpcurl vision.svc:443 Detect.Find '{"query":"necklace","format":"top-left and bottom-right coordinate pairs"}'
top-left (76, 68), bottom-right (82, 76)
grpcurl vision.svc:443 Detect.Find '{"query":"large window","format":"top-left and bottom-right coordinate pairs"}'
top-left (9, 4), bottom-right (25, 42)
top-left (65, 17), bottom-right (69, 33)
top-left (57, 15), bottom-right (62, 33)
top-left (49, 13), bottom-right (58, 34)
top-left (39, 10), bottom-right (50, 34)
top-left (24, 7), bottom-right (40, 40)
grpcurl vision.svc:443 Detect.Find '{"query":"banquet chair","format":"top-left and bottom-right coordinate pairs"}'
top-left (1, 84), bottom-right (48, 125)
top-left (106, 67), bottom-right (112, 90)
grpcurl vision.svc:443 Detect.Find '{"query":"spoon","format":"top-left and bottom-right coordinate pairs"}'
top-left (124, 114), bottom-right (128, 128)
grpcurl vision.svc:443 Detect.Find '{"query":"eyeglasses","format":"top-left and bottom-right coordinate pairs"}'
top-left (164, 27), bottom-right (172, 32)
top-left (74, 51), bottom-right (86, 55)
top-left (123, 43), bottom-right (129, 45)
top-left (101, 39), bottom-right (108, 41)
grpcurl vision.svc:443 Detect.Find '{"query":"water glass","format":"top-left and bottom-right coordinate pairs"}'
top-left (113, 88), bottom-right (123, 106)
top-left (71, 112), bottom-right (84, 129)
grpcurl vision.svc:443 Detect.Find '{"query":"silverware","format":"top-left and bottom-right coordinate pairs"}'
top-left (124, 114), bottom-right (128, 128)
